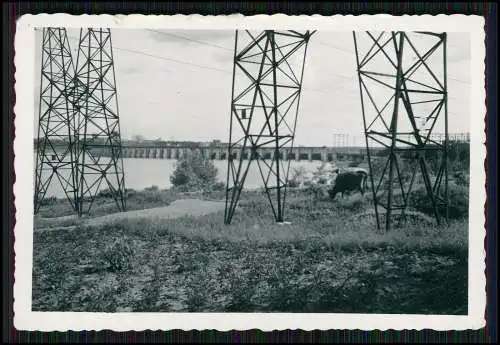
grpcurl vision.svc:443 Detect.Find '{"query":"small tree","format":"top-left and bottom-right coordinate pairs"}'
top-left (132, 134), bottom-right (145, 142)
top-left (170, 151), bottom-right (219, 191)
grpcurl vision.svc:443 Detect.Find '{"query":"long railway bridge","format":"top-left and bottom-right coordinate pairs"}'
top-left (36, 143), bottom-right (378, 163)
top-left (118, 145), bottom-right (372, 162)
top-left (35, 131), bottom-right (469, 164)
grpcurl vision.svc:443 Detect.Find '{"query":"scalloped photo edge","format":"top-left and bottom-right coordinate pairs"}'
top-left (12, 13), bottom-right (487, 332)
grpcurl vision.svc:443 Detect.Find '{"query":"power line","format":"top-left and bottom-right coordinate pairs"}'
top-left (67, 35), bottom-right (359, 95)
top-left (66, 35), bottom-right (233, 74)
top-left (54, 29), bottom-right (470, 86)
top-left (318, 40), bottom-right (471, 85)
top-left (37, 29), bottom-right (470, 105)
top-left (318, 41), bottom-right (354, 55)
top-left (145, 29), bottom-right (233, 52)
top-left (62, 35), bottom-right (470, 107)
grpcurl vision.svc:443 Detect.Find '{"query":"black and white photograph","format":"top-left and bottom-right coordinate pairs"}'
top-left (14, 14), bottom-right (486, 331)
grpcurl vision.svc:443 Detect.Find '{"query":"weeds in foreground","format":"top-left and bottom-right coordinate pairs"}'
top-left (185, 268), bottom-right (212, 312)
top-left (136, 261), bottom-right (163, 312)
top-left (76, 276), bottom-right (120, 312)
top-left (218, 252), bottom-right (263, 312)
top-left (102, 236), bottom-right (135, 272)
top-left (32, 227), bottom-right (468, 314)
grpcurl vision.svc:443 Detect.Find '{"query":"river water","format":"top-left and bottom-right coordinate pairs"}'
top-left (38, 158), bottom-right (330, 199)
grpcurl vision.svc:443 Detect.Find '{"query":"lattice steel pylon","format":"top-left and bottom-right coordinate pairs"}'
top-left (224, 30), bottom-right (314, 225)
top-left (72, 28), bottom-right (126, 217)
top-left (34, 28), bottom-right (79, 214)
top-left (353, 31), bottom-right (449, 231)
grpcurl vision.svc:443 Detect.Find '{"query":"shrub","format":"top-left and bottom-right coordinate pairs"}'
top-left (141, 188), bottom-right (164, 204)
top-left (144, 185), bottom-right (159, 192)
top-left (102, 236), bottom-right (135, 272)
top-left (448, 140), bottom-right (470, 168)
top-left (170, 151), bottom-right (219, 192)
top-left (40, 196), bottom-right (58, 206)
top-left (287, 179), bottom-right (301, 188)
top-left (288, 166), bottom-right (307, 188)
top-left (453, 172), bottom-right (470, 187)
top-left (219, 261), bottom-right (261, 312)
top-left (446, 185), bottom-right (470, 219)
top-left (408, 184), bottom-right (469, 220)
top-left (97, 188), bottom-right (115, 198)
top-left (211, 181), bottom-right (226, 191)
top-left (125, 188), bottom-right (138, 198)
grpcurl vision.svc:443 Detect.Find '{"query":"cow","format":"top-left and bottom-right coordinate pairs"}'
top-left (328, 169), bottom-right (368, 200)
top-left (331, 166), bottom-right (368, 176)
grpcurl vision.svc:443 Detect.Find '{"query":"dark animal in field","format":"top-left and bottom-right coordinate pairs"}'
top-left (332, 167), bottom-right (368, 176)
top-left (328, 170), bottom-right (368, 200)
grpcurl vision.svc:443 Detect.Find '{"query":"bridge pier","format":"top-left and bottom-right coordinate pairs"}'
top-left (320, 149), bottom-right (327, 162)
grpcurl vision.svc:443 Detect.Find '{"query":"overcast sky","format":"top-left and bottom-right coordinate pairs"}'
top-left (33, 29), bottom-right (471, 147)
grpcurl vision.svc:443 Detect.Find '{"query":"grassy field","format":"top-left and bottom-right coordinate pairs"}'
top-left (32, 184), bottom-right (469, 314)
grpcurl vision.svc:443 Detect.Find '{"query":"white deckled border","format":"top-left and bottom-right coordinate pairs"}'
top-left (13, 13), bottom-right (487, 332)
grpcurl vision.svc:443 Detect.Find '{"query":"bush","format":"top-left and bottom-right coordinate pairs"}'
top-left (170, 152), bottom-right (219, 192)
top-left (288, 166), bottom-right (307, 188)
top-left (448, 140), bottom-right (470, 167)
top-left (102, 236), bottom-right (135, 272)
top-left (305, 183), bottom-right (330, 202)
top-left (40, 196), bottom-right (58, 206)
top-left (408, 184), bottom-right (469, 220)
top-left (97, 188), bottom-right (114, 198)
top-left (453, 172), bottom-right (470, 187)
top-left (144, 185), bottom-right (159, 192)
top-left (210, 181), bottom-right (225, 191)
top-left (312, 163), bottom-right (331, 185)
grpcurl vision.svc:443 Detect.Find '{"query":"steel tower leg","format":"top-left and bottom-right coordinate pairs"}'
top-left (224, 30), bottom-right (314, 225)
top-left (72, 28), bottom-right (127, 217)
top-left (34, 28), bottom-right (79, 214)
top-left (353, 31), bottom-right (449, 230)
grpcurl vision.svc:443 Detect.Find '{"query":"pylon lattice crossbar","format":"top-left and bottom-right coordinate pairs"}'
top-left (34, 28), bottom-right (79, 213)
top-left (353, 31), bottom-right (449, 230)
top-left (34, 27), bottom-right (127, 217)
top-left (224, 30), bottom-right (314, 224)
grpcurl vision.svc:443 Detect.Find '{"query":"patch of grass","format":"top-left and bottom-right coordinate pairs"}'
top-left (36, 201), bottom-right (77, 218)
top-left (34, 215), bottom-right (79, 229)
top-left (94, 191), bottom-right (466, 255)
top-left (336, 193), bottom-right (369, 212)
